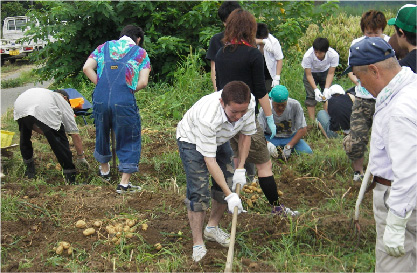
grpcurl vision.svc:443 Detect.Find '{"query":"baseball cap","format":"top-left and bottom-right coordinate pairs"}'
top-left (329, 84), bottom-right (345, 96)
top-left (388, 4), bottom-right (417, 33)
top-left (342, 37), bottom-right (395, 75)
top-left (269, 85), bottom-right (289, 103)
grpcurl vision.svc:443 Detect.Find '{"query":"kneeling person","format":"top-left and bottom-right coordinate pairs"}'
top-left (176, 81), bottom-right (254, 262)
top-left (259, 85), bottom-right (312, 159)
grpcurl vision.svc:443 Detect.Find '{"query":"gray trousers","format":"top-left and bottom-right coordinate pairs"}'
top-left (373, 183), bottom-right (416, 272)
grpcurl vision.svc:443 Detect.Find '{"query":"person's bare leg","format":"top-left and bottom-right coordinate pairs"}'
top-left (207, 199), bottom-right (227, 227)
top-left (307, 106), bottom-right (315, 121)
top-left (317, 122), bottom-right (329, 139)
top-left (256, 160), bottom-right (273, 177)
top-left (100, 162), bottom-right (109, 173)
top-left (120, 172), bottom-right (132, 186)
top-left (188, 210), bottom-right (206, 246)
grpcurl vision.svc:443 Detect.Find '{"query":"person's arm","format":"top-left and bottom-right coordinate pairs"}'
top-left (276, 59), bottom-right (283, 78)
top-left (204, 157), bottom-right (232, 197)
top-left (258, 94), bottom-right (272, 117)
top-left (348, 93), bottom-right (355, 102)
top-left (135, 68), bottom-right (151, 91)
top-left (70, 133), bottom-right (85, 158)
top-left (286, 127), bottom-right (307, 148)
top-left (348, 71), bottom-right (360, 86)
top-left (210, 60), bottom-right (217, 92)
top-left (235, 134), bottom-right (251, 169)
top-left (323, 100), bottom-right (329, 112)
top-left (325, 66), bottom-right (336, 88)
top-left (82, 58), bottom-right (98, 85)
top-left (305, 68), bottom-right (318, 90)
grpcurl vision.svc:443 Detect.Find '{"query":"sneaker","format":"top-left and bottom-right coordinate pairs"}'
top-left (24, 161), bottom-right (36, 179)
top-left (192, 245), bottom-right (207, 262)
top-left (98, 163), bottom-right (110, 181)
top-left (203, 226), bottom-right (230, 247)
top-left (116, 183), bottom-right (141, 194)
top-left (353, 171), bottom-right (364, 182)
top-left (64, 172), bottom-right (77, 185)
top-left (272, 205), bottom-right (299, 217)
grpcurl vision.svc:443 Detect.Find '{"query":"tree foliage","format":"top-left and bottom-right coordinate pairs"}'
top-left (24, 1), bottom-right (339, 86)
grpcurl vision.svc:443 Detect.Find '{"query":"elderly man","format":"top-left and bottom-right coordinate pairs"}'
top-left (14, 88), bottom-right (89, 184)
top-left (177, 81), bottom-right (253, 262)
top-left (348, 37), bottom-right (417, 272)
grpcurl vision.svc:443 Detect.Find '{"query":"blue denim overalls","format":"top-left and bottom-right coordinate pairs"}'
top-left (92, 42), bottom-right (141, 173)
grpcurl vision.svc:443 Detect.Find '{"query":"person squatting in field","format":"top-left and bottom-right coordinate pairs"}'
top-left (83, 25), bottom-right (151, 194)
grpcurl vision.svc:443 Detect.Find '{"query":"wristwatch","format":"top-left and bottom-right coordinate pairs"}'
top-left (285, 145), bottom-right (291, 150)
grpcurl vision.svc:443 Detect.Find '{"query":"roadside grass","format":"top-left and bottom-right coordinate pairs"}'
top-left (1, 69), bottom-right (40, 89)
top-left (1, 35), bottom-right (377, 272)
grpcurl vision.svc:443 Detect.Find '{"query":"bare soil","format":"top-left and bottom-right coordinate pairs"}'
top-left (1, 126), bottom-right (375, 272)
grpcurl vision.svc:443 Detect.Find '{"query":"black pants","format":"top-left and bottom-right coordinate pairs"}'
top-left (18, 116), bottom-right (76, 173)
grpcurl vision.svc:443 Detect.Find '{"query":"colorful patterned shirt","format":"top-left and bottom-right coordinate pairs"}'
top-left (89, 36), bottom-right (151, 90)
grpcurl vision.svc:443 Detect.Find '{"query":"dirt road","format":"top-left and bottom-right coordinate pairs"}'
top-left (1, 63), bottom-right (54, 115)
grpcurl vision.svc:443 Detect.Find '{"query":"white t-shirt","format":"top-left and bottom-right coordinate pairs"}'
top-left (260, 33), bottom-right (284, 78)
top-left (14, 88), bottom-right (79, 134)
top-left (176, 91), bottom-right (257, 158)
top-left (301, 47), bottom-right (339, 73)
top-left (349, 35), bottom-right (390, 99)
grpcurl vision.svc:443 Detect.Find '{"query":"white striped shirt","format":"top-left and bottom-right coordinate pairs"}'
top-left (176, 91), bottom-right (257, 157)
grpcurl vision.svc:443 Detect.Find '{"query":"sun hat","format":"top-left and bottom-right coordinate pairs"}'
top-left (329, 84), bottom-right (345, 96)
top-left (342, 37), bottom-right (395, 75)
top-left (388, 4), bottom-right (417, 33)
top-left (269, 85), bottom-right (288, 103)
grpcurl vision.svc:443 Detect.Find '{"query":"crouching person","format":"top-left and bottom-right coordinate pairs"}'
top-left (176, 81), bottom-right (255, 262)
top-left (14, 88), bottom-right (89, 184)
top-left (258, 85), bottom-right (312, 160)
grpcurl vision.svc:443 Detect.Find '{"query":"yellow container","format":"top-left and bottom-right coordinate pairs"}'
top-left (1, 130), bottom-right (15, 148)
top-left (69, 98), bottom-right (84, 109)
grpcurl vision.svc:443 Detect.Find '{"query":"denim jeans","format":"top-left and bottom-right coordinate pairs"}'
top-left (316, 110), bottom-right (339, 138)
top-left (264, 133), bottom-right (313, 154)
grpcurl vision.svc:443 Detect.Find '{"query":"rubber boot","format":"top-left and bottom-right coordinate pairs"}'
top-left (64, 172), bottom-right (77, 185)
top-left (24, 161), bottom-right (35, 179)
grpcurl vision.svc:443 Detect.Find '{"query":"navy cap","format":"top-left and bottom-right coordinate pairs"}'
top-left (342, 37), bottom-right (395, 75)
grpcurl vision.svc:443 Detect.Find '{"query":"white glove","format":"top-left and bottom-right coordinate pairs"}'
top-left (323, 88), bottom-right (331, 100)
top-left (283, 145), bottom-right (292, 159)
top-left (383, 210), bottom-right (412, 257)
top-left (263, 39), bottom-right (273, 52)
top-left (76, 157), bottom-right (90, 169)
top-left (272, 75), bottom-right (280, 87)
top-left (224, 193), bottom-right (245, 214)
top-left (314, 88), bottom-right (324, 102)
top-left (232, 169), bottom-right (246, 192)
top-left (267, 142), bottom-right (278, 158)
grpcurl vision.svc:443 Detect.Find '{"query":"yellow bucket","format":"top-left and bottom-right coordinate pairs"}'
top-left (1, 130), bottom-right (15, 148)
top-left (69, 98), bottom-right (84, 109)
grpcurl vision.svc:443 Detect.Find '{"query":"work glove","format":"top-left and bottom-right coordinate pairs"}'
top-left (263, 39), bottom-right (272, 52)
top-left (224, 193), bottom-right (245, 214)
top-left (76, 157), bottom-right (90, 169)
top-left (283, 145), bottom-right (292, 160)
top-left (267, 142), bottom-right (279, 158)
top-left (232, 169), bottom-right (246, 192)
top-left (383, 210), bottom-right (412, 257)
top-left (272, 75), bottom-right (280, 87)
top-left (314, 88), bottom-right (324, 102)
top-left (323, 88), bottom-right (331, 100)
top-left (266, 115), bottom-right (277, 139)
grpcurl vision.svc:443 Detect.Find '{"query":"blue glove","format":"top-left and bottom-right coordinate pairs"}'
top-left (266, 115), bottom-right (277, 139)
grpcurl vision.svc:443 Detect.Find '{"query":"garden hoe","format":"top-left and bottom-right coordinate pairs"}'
top-left (224, 183), bottom-right (241, 273)
top-left (352, 163), bottom-right (372, 240)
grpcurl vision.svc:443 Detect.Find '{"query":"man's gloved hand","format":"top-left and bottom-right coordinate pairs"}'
top-left (383, 210), bottom-right (412, 257)
top-left (266, 115), bottom-right (277, 139)
top-left (283, 145), bottom-right (292, 160)
top-left (267, 142), bottom-right (278, 158)
top-left (76, 157), bottom-right (90, 169)
top-left (224, 193), bottom-right (245, 214)
top-left (272, 75), bottom-right (280, 87)
top-left (323, 88), bottom-right (331, 100)
top-left (314, 88), bottom-right (324, 102)
top-left (232, 169), bottom-right (246, 192)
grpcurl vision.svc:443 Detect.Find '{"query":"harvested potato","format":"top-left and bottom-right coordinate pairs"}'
top-left (115, 224), bottom-right (123, 232)
top-left (251, 195), bottom-right (258, 201)
top-left (246, 199), bottom-right (253, 208)
top-left (251, 182), bottom-right (258, 187)
top-left (256, 188), bottom-right (262, 193)
top-left (123, 225), bottom-right (130, 232)
top-left (56, 245), bottom-right (64, 255)
top-left (67, 247), bottom-right (73, 255)
top-left (130, 226), bottom-right (137, 232)
top-left (141, 223), bottom-right (148, 231)
top-left (61, 241), bottom-right (70, 249)
top-left (116, 232), bottom-right (122, 238)
top-left (55, 164), bottom-right (62, 171)
top-left (126, 219), bottom-right (136, 227)
top-left (154, 243), bottom-right (162, 250)
top-left (248, 186), bottom-right (256, 191)
top-left (83, 228), bottom-right (96, 236)
top-left (278, 190), bottom-right (283, 197)
top-left (93, 221), bottom-right (102, 228)
top-left (243, 185), bottom-right (248, 189)
top-left (75, 220), bottom-right (86, 229)
top-left (126, 232), bottom-right (133, 238)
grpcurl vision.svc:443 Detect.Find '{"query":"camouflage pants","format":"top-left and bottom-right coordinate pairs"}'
top-left (343, 97), bottom-right (375, 160)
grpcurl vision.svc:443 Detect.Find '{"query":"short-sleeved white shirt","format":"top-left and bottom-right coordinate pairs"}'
top-left (176, 91), bottom-right (257, 158)
top-left (14, 88), bottom-right (79, 134)
top-left (301, 47), bottom-right (339, 73)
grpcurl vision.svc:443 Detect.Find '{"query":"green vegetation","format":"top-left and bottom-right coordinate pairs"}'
top-left (1, 69), bottom-right (40, 88)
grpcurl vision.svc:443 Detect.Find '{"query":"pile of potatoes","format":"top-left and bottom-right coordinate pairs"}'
top-left (242, 181), bottom-right (284, 208)
top-left (53, 241), bottom-right (73, 255)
